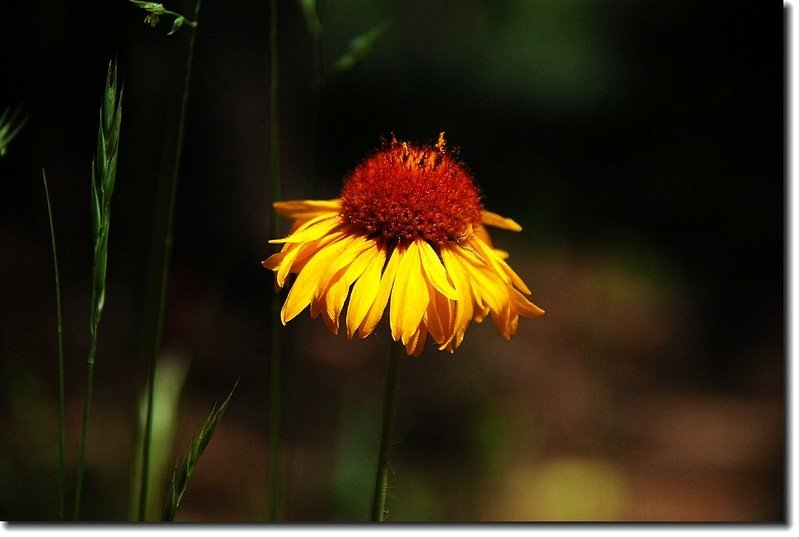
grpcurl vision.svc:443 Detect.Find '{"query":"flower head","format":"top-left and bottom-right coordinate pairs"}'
top-left (262, 134), bottom-right (544, 356)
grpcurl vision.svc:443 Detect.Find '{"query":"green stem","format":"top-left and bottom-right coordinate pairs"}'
top-left (163, 9), bottom-right (196, 26)
top-left (267, 0), bottom-right (283, 522)
top-left (268, 298), bottom-right (282, 521)
top-left (309, 0), bottom-right (324, 196)
top-left (73, 326), bottom-right (98, 520)
top-left (137, 0), bottom-right (202, 521)
top-left (370, 342), bottom-right (401, 522)
top-left (43, 171), bottom-right (66, 521)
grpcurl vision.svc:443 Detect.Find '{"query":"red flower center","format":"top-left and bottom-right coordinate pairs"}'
top-left (340, 135), bottom-right (484, 246)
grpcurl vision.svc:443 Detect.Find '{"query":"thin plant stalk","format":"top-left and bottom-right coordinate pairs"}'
top-left (370, 342), bottom-right (401, 522)
top-left (74, 63), bottom-right (123, 521)
top-left (297, 0), bottom-right (324, 195)
top-left (43, 170), bottom-right (66, 520)
top-left (73, 326), bottom-right (97, 520)
top-left (137, 0), bottom-right (202, 521)
top-left (268, 0), bottom-right (284, 521)
top-left (162, 381), bottom-right (238, 521)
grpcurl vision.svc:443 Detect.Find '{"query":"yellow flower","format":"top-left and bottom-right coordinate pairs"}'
top-left (262, 134), bottom-right (544, 356)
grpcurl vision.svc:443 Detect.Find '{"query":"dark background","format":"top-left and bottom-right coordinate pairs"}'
top-left (0, 0), bottom-right (784, 521)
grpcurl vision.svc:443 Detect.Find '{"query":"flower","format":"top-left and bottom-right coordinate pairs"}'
top-left (262, 134), bottom-right (544, 356)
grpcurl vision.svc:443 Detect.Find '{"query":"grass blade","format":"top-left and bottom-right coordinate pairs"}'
top-left (0, 105), bottom-right (28, 156)
top-left (73, 59), bottom-right (123, 521)
top-left (137, 0), bottom-right (202, 520)
top-left (162, 380), bottom-right (239, 521)
top-left (42, 169), bottom-right (66, 520)
top-left (129, 355), bottom-right (190, 520)
top-left (268, 0), bottom-right (284, 522)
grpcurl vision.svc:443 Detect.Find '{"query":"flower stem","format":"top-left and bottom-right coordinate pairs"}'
top-left (137, 0), bottom-right (201, 521)
top-left (267, 299), bottom-right (282, 521)
top-left (43, 170), bottom-right (66, 521)
top-left (370, 342), bottom-right (402, 522)
top-left (73, 334), bottom-right (97, 520)
top-left (267, 0), bottom-right (283, 522)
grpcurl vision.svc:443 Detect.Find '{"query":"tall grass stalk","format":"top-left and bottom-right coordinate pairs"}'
top-left (137, 0), bottom-right (202, 521)
top-left (298, 0), bottom-right (323, 195)
top-left (162, 380), bottom-right (238, 521)
top-left (129, 356), bottom-right (190, 520)
top-left (370, 342), bottom-right (401, 522)
top-left (268, 0), bottom-right (284, 522)
top-left (42, 170), bottom-right (66, 520)
top-left (73, 62), bottom-right (123, 520)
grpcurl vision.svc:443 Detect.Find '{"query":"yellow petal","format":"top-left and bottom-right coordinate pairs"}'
top-left (487, 285), bottom-right (544, 340)
top-left (423, 280), bottom-right (451, 347)
top-left (308, 281), bottom-right (341, 335)
top-left (358, 246), bottom-right (401, 338)
top-left (471, 235), bottom-right (533, 295)
top-left (405, 323), bottom-right (428, 357)
top-left (274, 199), bottom-right (341, 218)
top-left (508, 313), bottom-right (519, 339)
top-left (418, 240), bottom-right (458, 300)
top-left (440, 247), bottom-right (474, 348)
top-left (307, 234), bottom-right (366, 324)
top-left (275, 245), bottom-right (303, 288)
top-left (510, 287), bottom-right (545, 318)
top-left (309, 234), bottom-right (357, 299)
top-left (474, 224), bottom-right (511, 259)
top-left (288, 231), bottom-right (345, 275)
top-left (493, 248), bottom-right (510, 260)
top-left (490, 304), bottom-right (516, 340)
top-left (456, 247), bottom-right (508, 316)
top-left (272, 230), bottom-right (344, 287)
top-left (269, 213), bottom-right (341, 244)
top-left (469, 236), bottom-right (511, 286)
top-left (279, 211), bottom-right (337, 238)
top-left (474, 224), bottom-right (493, 247)
top-left (261, 251), bottom-right (286, 271)
top-left (281, 235), bottom-right (351, 324)
top-left (314, 235), bottom-right (373, 301)
top-left (482, 210), bottom-right (522, 232)
top-left (346, 248), bottom-right (387, 339)
top-left (496, 256), bottom-right (532, 295)
top-left (474, 304), bottom-right (489, 324)
top-left (389, 241), bottom-right (430, 345)
top-left (324, 244), bottom-right (381, 333)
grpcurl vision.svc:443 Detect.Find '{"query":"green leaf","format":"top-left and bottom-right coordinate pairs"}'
top-left (162, 380), bottom-right (239, 521)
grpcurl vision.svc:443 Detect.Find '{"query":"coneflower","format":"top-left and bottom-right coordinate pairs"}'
top-left (262, 133), bottom-right (544, 357)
